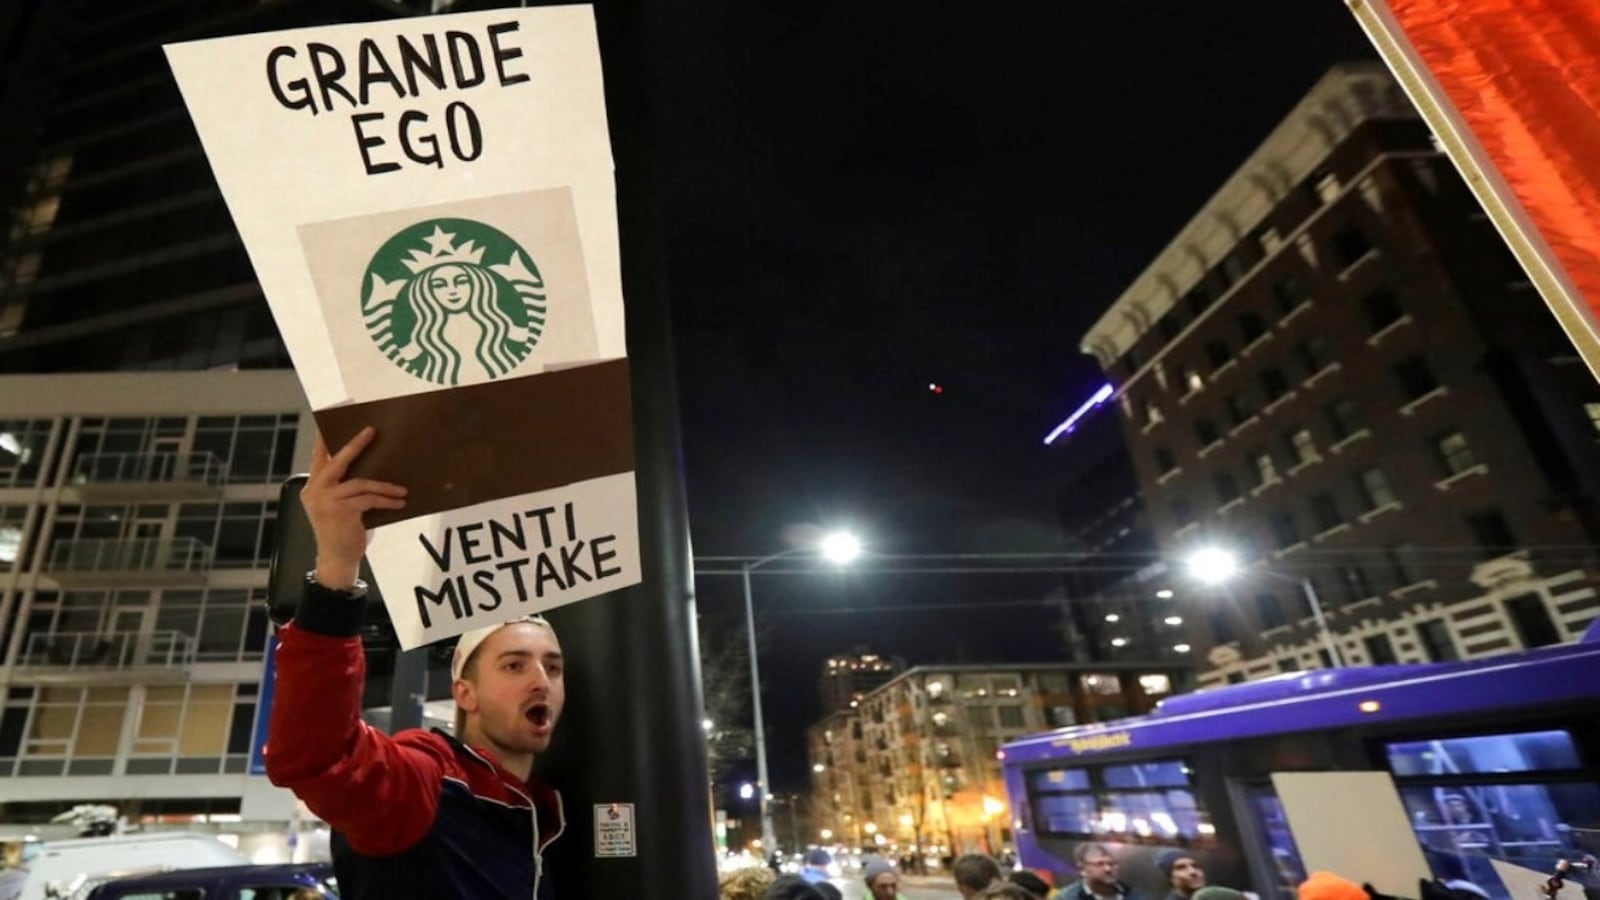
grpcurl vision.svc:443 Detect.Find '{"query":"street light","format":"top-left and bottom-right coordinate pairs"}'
top-left (1185, 546), bottom-right (1345, 666)
top-left (743, 530), bottom-right (862, 855)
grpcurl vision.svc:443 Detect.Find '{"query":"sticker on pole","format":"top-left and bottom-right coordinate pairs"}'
top-left (163, 8), bottom-right (641, 649)
top-left (594, 802), bottom-right (637, 858)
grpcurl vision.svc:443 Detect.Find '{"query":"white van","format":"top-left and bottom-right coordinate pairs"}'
top-left (0, 833), bottom-right (246, 900)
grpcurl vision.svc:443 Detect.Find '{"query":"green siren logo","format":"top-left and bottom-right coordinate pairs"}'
top-left (362, 219), bottom-right (546, 386)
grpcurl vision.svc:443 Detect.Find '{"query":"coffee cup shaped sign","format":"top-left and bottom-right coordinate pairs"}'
top-left (167, 7), bottom-right (640, 647)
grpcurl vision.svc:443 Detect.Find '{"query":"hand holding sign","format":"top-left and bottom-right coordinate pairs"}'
top-left (305, 427), bottom-right (407, 590)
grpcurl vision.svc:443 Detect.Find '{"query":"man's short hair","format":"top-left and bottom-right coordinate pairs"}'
top-left (953, 853), bottom-right (1004, 891)
top-left (1074, 842), bottom-right (1115, 866)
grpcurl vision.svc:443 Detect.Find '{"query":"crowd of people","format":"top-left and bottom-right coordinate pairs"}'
top-left (714, 842), bottom-right (1501, 900)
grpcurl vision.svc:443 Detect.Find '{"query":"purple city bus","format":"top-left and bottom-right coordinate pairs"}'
top-left (1001, 636), bottom-right (1600, 900)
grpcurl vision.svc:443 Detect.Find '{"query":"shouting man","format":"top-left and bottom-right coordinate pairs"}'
top-left (265, 428), bottom-right (566, 898)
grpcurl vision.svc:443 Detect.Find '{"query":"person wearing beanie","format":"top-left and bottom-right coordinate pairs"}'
top-left (801, 847), bottom-right (833, 884)
top-left (1299, 871), bottom-right (1369, 900)
top-left (863, 857), bottom-right (904, 900)
top-left (266, 428), bottom-right (566, 899)
top-left (1155, 849), bottom-right (1206, 900)
top-left (1192, 888), bottom-right (1247, 900)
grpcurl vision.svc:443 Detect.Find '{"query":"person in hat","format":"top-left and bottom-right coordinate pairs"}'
top-left (265, 428), bottom-right (566, 899)
top-left (1298, 872), bottom-right (1368, 900)
top-left (801, 848), bottom-right (834, 884)
top-left (864, 857), bottom-right (904, 900)
top-left (1155, 850), bottom-right (1206, 900)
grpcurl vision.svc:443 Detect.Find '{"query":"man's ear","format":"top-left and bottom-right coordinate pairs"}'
top-left (452, 678), bottom-right (478, 714)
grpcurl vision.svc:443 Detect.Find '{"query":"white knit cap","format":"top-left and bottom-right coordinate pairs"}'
top-left (450, 615), bottom-right (554, 682)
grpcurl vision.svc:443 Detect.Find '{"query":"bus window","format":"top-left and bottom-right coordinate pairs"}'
top-left (1100, 788), bottom-right (1210, 841)
top-left (1386, 730), bottom-right (1581, 776)
top-left (1027, 767), bottom-right (1090, 793)
top-left (1103, 759), bottom-right (1193, 788)
top-left (1388, 730), bottom-right (1600, 900)
top-left (1028, 767), bottom-right (1095, 836)
top-left (1242, 783), bottom-right (1307, 900)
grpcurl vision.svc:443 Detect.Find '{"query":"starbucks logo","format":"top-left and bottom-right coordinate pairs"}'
top-left (362, 219), bottom-right (546, 386)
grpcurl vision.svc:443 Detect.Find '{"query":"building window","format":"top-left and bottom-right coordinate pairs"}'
top-left (1283, 427), bottom-right (1317, 466)
top-left (1154, 447), bottom-right (1177, 475)
top-left (1238, 313), bottom-right (1267, 344)
top-left (1252, 449), bottom-right (1280, 486)
top-left (1214, 471), bottom-right (1242, 505)
top-left (1225, 392), bottom-right (1257, 427)
top-left (1362, 288), bottom-right (1404, 332)
top-left (1273, 276), bottom-right (1310, 315)
top-left (1358, 467), bottom-right (1398, 510)
top-left (0, 419), bottom-right (54, 488)
top-left (1298, 336), bottom-right (1336, 376)
top-left (1158, 312), bottom-right (1185, 343)
top-left (1186, 287), bottom-right (1214, 317)
top-left (1195, 417), bottom-right (1221, 448)
top-left (1325, 399), bottom-right (1366, 441)
top-left (1211, 611), bottom-right (1236, 645)
top-left (1388, 542), bottom-right (1425, 586)
top-left (1338, 563), bottom-right (1374, 604)
top-left (1255, 592), bottom-right (1286, 629)
top-left (1466, 509), bottom-right (1517, 559)
top-left (996, 706), bottom-right (1026, 729)
top-left (1415, 619), bottom-right (1459, 662)
top-left (1259, 368), bottom-right (1291, 403)
top-left (1505, 594), bottom-right (1560, 649)
top-left (1332, 225), bottom-right (1374, 268)
top-left (1171, 497), bottom-right (1195, 528)
top-left (1364, 634), bottom-right (1398, 665)
top-left (1585, 402), bottom-right (1600, 435)
top-left (1205, 340), bottom-right (1233, 371)
top-left (1120, 349), bottom-right (1142, 379)
top-left (1435, 431), bottom-right (1477, 475)
top-left (1221, 253), bottom-right (1252, 286)
top-left (1395, 356), bottom-right (1440, 401)
top-left (193, 415), bottom-right (300, 483)
top-left (1271, 510), bottom-right (1301, 549)
top-left (1309, 492), bottom-right (1343, 532)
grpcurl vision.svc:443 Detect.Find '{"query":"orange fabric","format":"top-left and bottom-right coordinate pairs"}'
top-left (1298, 871), bottom-right (1367, 900)
top-left (1385, 0), bottom-right (1600, 315)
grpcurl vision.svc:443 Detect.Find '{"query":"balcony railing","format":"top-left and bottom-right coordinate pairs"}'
top-left (68, 451), bottom-right (227, 499)
top-left (45, 538), bottom-right (213, 586)
top-left (20, 630), bottom-right (196, 672)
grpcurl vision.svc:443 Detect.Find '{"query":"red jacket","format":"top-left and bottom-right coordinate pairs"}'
top-left (264, 586), bottom-right (564, 899)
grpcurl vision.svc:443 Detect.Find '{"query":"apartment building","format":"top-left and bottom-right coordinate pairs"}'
top-left (1079, 63), bottom-right (1600, 686)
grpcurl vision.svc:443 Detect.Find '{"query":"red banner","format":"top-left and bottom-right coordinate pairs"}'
top-left (1350, 0), bottom-right (1600, 370)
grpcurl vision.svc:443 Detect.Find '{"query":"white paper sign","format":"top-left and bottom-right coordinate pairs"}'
top-left (166, 7), bottom-right (641, 648)
top-left (594, 802), bottom-right (637, 858)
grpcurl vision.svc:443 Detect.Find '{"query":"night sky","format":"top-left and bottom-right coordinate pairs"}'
top-left (640, 2), bottom-right (1381, 790)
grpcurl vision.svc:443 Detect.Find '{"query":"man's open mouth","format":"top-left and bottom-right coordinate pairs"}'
top-left (525, 704), bottom-right (551, 727)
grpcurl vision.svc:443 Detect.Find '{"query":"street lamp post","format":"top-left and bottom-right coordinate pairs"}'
top-left (1186, 547), bottom-right (1345, 666)
top-left (743, 532), bottom-right (862, 856)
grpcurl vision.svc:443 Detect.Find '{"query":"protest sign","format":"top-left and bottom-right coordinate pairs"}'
top-left (167, 6), bottom-right (640, 648)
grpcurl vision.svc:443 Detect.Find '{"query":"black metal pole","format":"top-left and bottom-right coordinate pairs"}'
top-left (386, 649), bottom-right (428, 733)
top-left (533, 0), bottom-right (719, 894)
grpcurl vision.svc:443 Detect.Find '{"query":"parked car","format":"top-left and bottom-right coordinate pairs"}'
top-left (3, 833), bottom-right (246, 900)
top-left (82, 864), bottom-right (336, 900)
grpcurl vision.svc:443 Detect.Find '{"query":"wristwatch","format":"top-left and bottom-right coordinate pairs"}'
top-left (305, 569), bottom-right (369, 599)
